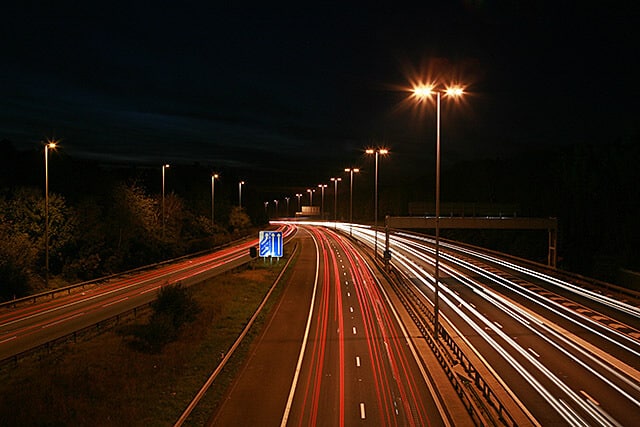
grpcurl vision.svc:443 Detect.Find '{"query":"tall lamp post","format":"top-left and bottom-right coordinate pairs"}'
top-left (318, 184), bottom-right (327, 219)
top-left (330, 177), bottom-right (341, 222)
top-left (366, 148), bottom-right (388, 259)
top-left (211, 173), bottom-right (219, 226)
top-left (44, 139), bottom-right (57, 286)
top-left (274, 199), bottom-right (279, 217)
top-left (345, 168), bottom-right (359, 236)
top-left (238, 181), bottom-right (245, 208)
top-left (162, 164), bottom-right (170, 239)
top-left (306, 188), bottom-right (314, 207)
top-left (412, 83), bottom-right (464, 338)
top-left (285, 196), bottom-right (290, 217)
top-left (296, 193), bottom-right (302, 214)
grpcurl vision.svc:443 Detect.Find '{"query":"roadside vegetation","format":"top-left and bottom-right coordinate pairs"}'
top-left (0, 257), bottom-right (290, 426)
top-left (0, 142), bottom-right (262, 302)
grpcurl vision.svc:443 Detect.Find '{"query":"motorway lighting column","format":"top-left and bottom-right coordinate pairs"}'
top-left (211, 173), bottom-right (219, 226)
top-left (345, 168), bottom-right (359, 235)
top-left (412, 83), bottom-right (464, 338)
top-left (307, 188), bottom-right (314, 206)
top-left (162, 164), bottom-right (170, 239)
top-left (239, 181), bottom-right (245, 208)
top-left (318, 184), bottom-right (327, 219)
top-left (44, 139), bottom-right (57, 286)
top-left (296, 193), bottom-right (302, 214)
top-left (331, 177), bottom-right (342, 222)
top-left (366, 148), bottom-right (388, 259)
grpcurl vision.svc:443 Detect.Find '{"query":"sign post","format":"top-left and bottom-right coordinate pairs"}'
top-left (259, 231), bottom-right (283, 259)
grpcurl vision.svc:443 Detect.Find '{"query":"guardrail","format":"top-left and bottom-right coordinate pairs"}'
top-left (0, 302), bottom-right (153, 370)
top-left (0, 236), bottom-right (253, 310)
top-left (384, 264), bottom-right (518, 427)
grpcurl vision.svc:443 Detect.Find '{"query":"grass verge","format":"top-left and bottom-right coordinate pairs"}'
top-left (0, 253), bottom-right (294, 427)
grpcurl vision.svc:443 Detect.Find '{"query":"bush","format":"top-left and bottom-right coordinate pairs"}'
top-left (124, 283), bottom-right (200, 353)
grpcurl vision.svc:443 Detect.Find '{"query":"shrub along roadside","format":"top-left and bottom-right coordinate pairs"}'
top-left (0, 257), bottom-right (290, 426)
top-left (120, 283), bottom-right (201, 353)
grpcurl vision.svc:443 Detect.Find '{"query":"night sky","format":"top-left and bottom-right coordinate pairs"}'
top-left (2, 2), bottom-right (638, 188)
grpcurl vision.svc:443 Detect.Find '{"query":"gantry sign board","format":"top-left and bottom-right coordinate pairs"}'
top-left (259, 230), bottom-right (283, 258)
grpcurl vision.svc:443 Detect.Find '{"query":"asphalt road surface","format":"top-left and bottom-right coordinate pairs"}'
top-left (209, 225), bottom-right (458, 426)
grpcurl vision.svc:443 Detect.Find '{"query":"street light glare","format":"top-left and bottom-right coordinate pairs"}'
top-left (412, 84), bottom-right (434, 100)
top-left (445, 86), bottom-right (465, 97)
top-left (379, 149), bottom-right (389, 155)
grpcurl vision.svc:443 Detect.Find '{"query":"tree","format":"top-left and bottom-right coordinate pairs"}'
top-left (0, 187), bottom-right (76, 282)
top-left (0, 221), bottom-right (37, 300)
top-left (228, 206), bottom-right (251, 232)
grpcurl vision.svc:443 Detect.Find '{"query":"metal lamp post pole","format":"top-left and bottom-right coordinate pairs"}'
top-left (434, 91), bottom-right (442, 338)
top-left (211, 173), bottom-right (219, 226)
top-left (44, 141), bottom-right (56, 286)
top-left (331, 177), bottom-right (341, 224)
top-left (162, 164), bottom-right (169, 239)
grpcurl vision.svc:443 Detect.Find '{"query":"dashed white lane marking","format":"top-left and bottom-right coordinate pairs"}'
top-left (102, 296), bottom-right (129, 307)
top-left (528, 347), bottom-right (540, 358)
top-left (355, 356), bottom-right (361, 367)
top-left (360, 403), bottom-right (366, 419)
top-left (42, 312), bottom-right (85, 328)
top-left (352, 326), bottom-right (357, 335)
top-left (580, 390), bottom-right (600, 406)
top-left (0, 335), bottom-right (17, 344)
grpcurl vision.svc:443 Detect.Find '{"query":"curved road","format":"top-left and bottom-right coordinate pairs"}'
top-left (209, 225), bottom-right (459, 426)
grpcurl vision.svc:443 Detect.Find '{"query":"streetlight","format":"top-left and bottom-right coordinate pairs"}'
top-left (318, 184), bottom-right (327, 219)
top-left (273, 199), bottom-right (279, 217)
top-left (366, 148), bottom-right (388, 259)
top-left (162, 163), bottom-right (170, 239)
top-left (285, 196), bottom-right (290, 217)
top-left (330, 177), bottom-right (341, 222)
top-left (306, 188), bottom-right (314, 207)
top-left (411, 82), bottom-right (465, 339)
top-left (345, 168), bottom-right (360, 236)
top-left (211, 173), bottom-right (219, 226)
top-left (296, 193), bottom-right (302, 214)
top-left (238, 181), bottom-right (245, 208)
top-left (264, 201), bottom-right (269, 217)
top-left (44, 139), bottom-right (58, 286)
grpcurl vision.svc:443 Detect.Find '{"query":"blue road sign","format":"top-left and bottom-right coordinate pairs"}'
top-left (259, 231), bottom-right (283, 258)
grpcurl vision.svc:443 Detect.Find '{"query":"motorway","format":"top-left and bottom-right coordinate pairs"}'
top-left (209, 225), bottom-right (457, 426)
top-left (2, 219), bottom-right (639, 426)
top-left (335, 223), bottom-right (640, 426)
top-left (0, 228), bottom-right (294, 362)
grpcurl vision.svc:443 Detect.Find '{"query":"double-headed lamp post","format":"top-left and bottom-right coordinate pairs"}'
top-left (238, 181), bottom-right (245, 208)
top-left (306, 188), bottom-right (314, 207)
top-left (344, 168), bottom-right (360, 234)
top-left (44, 139), bottom-right (58, 286)
top-left (318, 184), bottom-right (327, 219)
top-left (330, 177), bottom-right (342, 222)
top-left (162, 164), bottom-right (170, 239)
top-left (365, 148), bottom-right (388, 259)
top-left (211, 173), bottom-right (219, 226)
top-left (296, 193), bottom-right (302, 214)
top-left (412, 83), bottom-right (465, 338)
